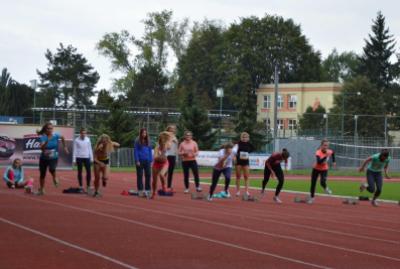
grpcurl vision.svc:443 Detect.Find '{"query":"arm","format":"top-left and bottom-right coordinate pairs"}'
top-left (3, 167), bottom-right (10, 183)
top-left (384, 164), bottom-right (390, 179)
top-left (316, 155), bottom-right (327, 164)
top-left (40, 136), bottom-right (48, 152)
top-left (18, 167), bottom-right (24, 183)
top-left (359, 157), bottom-right (372, 172)
top-left (265, 161), bottom-right (276, 178)
top-left (93, 151), bottom-right (105, 168)
top-left (88, 139), bottom-right (94, 162)
top-left (72, 139), bottom-right (77, 163)
top-left (149, 145), bottom-right (153, 162)
top-left (112, 141), bottom-right (120, 148)
top-left (331, 151), bottom-right (336, 168)
top-left (60, 135), bottom-right (69, 154)
top-left (178, 143), bottom-right (184, 156)
top-left (194, 142), bottom-right (199, 156)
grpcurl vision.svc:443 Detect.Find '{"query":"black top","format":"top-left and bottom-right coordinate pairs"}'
top-left (235, 141), bottom-right (255, 166)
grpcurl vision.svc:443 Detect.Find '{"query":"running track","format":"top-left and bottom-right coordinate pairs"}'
top-left (0, 170), bottom-right (399, 269)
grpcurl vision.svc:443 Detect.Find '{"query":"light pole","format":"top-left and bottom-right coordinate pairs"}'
top-left (273, 65), bottom-right (279, 151)
top-left (341, 91), bottom-right (361, 137)
top-left (30, 79), bottom-right (38, 124)
top-left (216, 88), bottom-right (224, 144)
top-left (323, 113), bottom-right (328, 137)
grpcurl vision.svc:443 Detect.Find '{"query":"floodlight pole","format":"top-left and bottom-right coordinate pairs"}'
top-left (273, 65), bottom-right (279, 151)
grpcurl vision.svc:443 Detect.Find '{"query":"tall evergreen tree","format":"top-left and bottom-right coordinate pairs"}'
top-left (357, 12), bottom-right (400, 117)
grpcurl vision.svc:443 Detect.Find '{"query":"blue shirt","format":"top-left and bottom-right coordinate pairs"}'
top-left (3, 166), bottom-right (24, 183)
top-left (134, 139), bottom-right (153, 162)
top-left (40, 133), bottom-right (60, 160)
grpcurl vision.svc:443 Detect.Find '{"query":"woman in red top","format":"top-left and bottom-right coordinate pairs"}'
top-left (261, 149), bottom-right (290, 203)
top-left (151, 131), bottom-right (172, 199)
top-left (308, 139), bottom-right (336, 204)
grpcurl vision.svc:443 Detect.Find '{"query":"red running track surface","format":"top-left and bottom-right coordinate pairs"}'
top-left (0, 170), bottom-right (399, 269)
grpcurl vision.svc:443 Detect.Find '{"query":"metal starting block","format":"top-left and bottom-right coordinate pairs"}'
top-left (343, 198), bottom-right (359, 205)
top-left (294, 196), bottom-right (308, 203)
top-left (191, 192), bottom-right (206, 200)
top-left (242, 193), bottom-right (259, 202)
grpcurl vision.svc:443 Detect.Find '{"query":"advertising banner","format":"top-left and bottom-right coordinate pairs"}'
top-left (0, 124), bottom-right (73, 169)
top-left (196, 151), bottom-right (291, 170)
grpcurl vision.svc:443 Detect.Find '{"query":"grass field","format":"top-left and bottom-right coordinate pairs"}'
top-left (84, 167), bottom-right (400, 201)
top-left (201, 178), bottom-right (400, 201)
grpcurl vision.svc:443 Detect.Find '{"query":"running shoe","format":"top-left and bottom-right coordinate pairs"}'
top-left (236, 191), bottom-right (241, 197)
top-left (207, 194), bottom-right (213, 202)
top-left (53, 177), bottom-right (59, 188)
top-left (273, 196), bottom-right (282, 204)
top-left (93, 191), bottom-right (102, 198)
top-left (359, 183), bottom-right (367, 192)
top-left (184, 188), bottom-right (190, 194)
top-left (306, 197), bottom-right (314, 204)
top-left (196, 186), bottom-right (203, 192)
top-left (324, 187), bottom-right (333, 195)
top-left (224, 191), bottom-right (231, 198)
top-left (371, 199), bottom-right (379, 207)
top-left (36, 188), bottom-right (45, 196)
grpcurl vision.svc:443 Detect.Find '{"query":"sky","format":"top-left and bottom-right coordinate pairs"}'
top-left (1, 0), bottom-right (400, 92)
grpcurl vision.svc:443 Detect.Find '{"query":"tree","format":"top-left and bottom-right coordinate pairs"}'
top-left (97, 10), bottom-right (189, 99)
top-left (126, 63), bottom-right (170, 107)
top-left (0, 68), bottom-right (34, 116)
top-left (233, 88), bottom-right (266, 150)
top-left (178, 90), bottom-right (216, 149)
top-left (96, 89), bottom-right (115, 108)
top-left (298, 105), bottom-right (327, 135)
top-left (91, 102), bottom-right (137, 147)
top-left (357, 12), bottom-right (400, 115)
top-left (329, 76), bottom-right (385, 137)
top-left (177, 21), bottom-right (226, 109)
top-left (321, 49), bottom-right (360, 82)
top-left (37, 43), bottom-right (100, 107)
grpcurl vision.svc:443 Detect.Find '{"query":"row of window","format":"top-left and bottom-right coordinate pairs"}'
top-left (263, 95), bottom-right (297, 109)
top-left (263, 118), bottom-right (298, 130)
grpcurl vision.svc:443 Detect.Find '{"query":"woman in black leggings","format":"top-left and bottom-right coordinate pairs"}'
top-left (261, 149), bottom-right (290, 204)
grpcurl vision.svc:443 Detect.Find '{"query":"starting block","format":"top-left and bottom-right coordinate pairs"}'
top-left (294, 196), bottom-right (308, 203)
top-left (343, 198), bottom-right (359, 205)
top-left (242, 193), bottom-right (259, 202)
top-left (157, 189), bottom-right (174, 197)
top-left (191, 192), bottom-right (206, 200)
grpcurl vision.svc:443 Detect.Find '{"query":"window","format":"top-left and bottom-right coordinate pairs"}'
top-left (263, 95), bottom-right (271, 108)
top-left (277, 95), bottom-right (284, 108)
top-left (277, 119), bottom-right (284, 130)
top-left (288, 95), bottom-right (297, 109)
top-left (288, 119), bottom-right (297, 130)
top-left (263, 118), bottom-right (271, 128)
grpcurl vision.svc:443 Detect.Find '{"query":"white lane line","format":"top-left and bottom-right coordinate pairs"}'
top-left (18, 194), bottom-right (330, 269)
top-left (80, 196), bottom-right (399, 245)
top-left (0, 217), bottom-right (138, 269)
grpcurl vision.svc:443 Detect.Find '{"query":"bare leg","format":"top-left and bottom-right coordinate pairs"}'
top-left (243, 165), bottom-right (250, 194)
top-left (235, 165), bottom-right (242, 193)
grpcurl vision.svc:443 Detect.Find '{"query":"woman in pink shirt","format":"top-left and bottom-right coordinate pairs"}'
top-left (179, 131), bottom-right (201, 193)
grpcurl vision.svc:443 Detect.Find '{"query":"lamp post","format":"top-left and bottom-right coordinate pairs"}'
top-left (323, 113), bottom-right (328, 137)
top-left (216, 88), bottom-right (224, 144)
top-left (341, 91), bottom-right (361, 137)
top-left (273, 65), bottom-right (279, 151)
top-left (30, 79), bottom-right (38, 124)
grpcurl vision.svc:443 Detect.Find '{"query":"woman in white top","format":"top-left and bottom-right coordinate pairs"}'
top-left (73, 128), bottom-right (93, 192)
top-left (166, 125), bottom-right (178, 191)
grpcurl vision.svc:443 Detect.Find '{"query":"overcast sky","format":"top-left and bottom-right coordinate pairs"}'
top-left (1, 0), bottom-right (399, 92)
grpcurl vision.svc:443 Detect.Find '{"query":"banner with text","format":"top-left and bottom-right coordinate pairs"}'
top-left (196, 151), bottom-right (291, 170)
top-left (0, 124), bottom-right (73, 169)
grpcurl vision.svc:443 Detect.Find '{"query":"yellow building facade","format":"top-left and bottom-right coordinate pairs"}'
top-left (256, 82), bottom-right (342, 134)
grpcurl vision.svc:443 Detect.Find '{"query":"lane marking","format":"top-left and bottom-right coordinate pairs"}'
top-left (0, 217), bottom-right (138, 269)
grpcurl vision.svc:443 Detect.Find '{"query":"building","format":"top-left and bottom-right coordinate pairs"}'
top-left (256, 82), bottom-right (342, 135)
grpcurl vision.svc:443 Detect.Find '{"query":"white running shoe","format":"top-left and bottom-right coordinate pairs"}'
top-left (207, 194), bottom-right (213, 201)
top-left (184, 189), bottom-right (190, 194)
top-left (236, 191), bottom-right (241, 197)
top-left (273, 196), bottom-right (282, 204)
top-left (324, 187), bottom-right (333, 195)
top-left (224, 191), bottom-right (231, 198)
top-left (306, 197), bottom-right (314, 204)
top-left (371, 199), bottom-right (379, 207)
top-left (196, 186), bottom-right (203, 192)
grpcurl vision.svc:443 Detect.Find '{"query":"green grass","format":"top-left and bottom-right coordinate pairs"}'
top-left (201, 178), bottom-right (400, 201)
